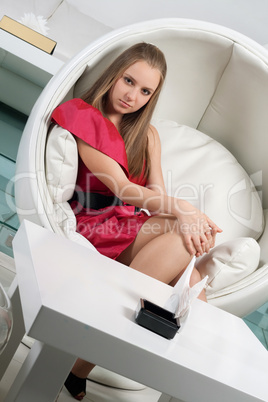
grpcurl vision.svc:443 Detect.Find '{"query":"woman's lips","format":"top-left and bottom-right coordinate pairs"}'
top-left (119, 99), bottom-right (131, 108)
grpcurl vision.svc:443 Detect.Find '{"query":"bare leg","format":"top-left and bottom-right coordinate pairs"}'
top-left (119, 216), bottom-right (207, 301)
top-left (72, 359), bottom-right (95, 378)
top-left (130, 231), bottom-right (190, 281)
top-left (65, 359), bottom-right (95, 400)
top-left (118, 215), bottom-right (205, 285)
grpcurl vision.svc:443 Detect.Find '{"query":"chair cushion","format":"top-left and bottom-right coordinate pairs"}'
top-left (154, 119), bottom-right (264, 294)
top-left (46, 125), bottom-right (78, 204)
top-left (196, 237), bottom-right (260, 295)
top-left (153, 119), bottom-right (264, 244)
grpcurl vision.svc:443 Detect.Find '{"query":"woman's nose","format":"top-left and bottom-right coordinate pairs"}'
top-left (126, 87), bottom-right (138, 100)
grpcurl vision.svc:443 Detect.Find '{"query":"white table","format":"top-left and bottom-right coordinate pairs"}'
top-left (5, 220), bottom-right (268, 402)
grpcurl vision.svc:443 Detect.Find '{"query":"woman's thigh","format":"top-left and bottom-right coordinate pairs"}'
top-left (117, 214), bottom-right (181, 266)
top-left (117, 215), bottom-right (207, 295)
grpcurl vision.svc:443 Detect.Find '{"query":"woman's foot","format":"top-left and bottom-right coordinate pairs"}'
top-left (64, 372), bottom-right (87, 400)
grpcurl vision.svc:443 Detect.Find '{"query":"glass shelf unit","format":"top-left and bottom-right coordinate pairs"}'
top-left (0, 29), bottom-right (64, 256)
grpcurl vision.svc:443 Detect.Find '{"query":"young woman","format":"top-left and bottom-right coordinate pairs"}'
top-left (51, 42), bottom-right (222, 400)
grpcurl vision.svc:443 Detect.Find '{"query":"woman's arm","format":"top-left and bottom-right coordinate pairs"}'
top-left (145, 125), bottom-right (221, 253)
top-left (76, 135), bottom-right (170, 213)
top-left (76, 137), bottom-right (221, 256)
top-left (146, 125), bottom-right (167, 196)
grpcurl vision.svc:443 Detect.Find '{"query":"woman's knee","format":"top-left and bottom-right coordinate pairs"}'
top-left (190, 267), bottom-right (202, 287)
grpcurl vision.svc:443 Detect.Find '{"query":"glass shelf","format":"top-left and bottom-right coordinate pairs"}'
top-left (0, 222), bottom-right (16, 257)
top-left (0, 152), bottom-right (19, 257)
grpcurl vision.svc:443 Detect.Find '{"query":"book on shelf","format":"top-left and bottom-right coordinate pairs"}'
top-left (0, 15), bottom-right (56, 54)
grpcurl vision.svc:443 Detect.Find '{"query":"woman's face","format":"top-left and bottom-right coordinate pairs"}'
top-left (106, 60), bottom-right (161, 119)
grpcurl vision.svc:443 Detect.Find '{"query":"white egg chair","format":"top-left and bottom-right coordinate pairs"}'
top-left (13, 18), bottom-right (268, 400)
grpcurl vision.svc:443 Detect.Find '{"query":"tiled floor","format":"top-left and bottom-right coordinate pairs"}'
top-left (243, 302), bottom-right (268, 349)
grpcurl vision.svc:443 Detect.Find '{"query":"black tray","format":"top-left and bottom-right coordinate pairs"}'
top-left (135, 298), bottom-right (180, 339)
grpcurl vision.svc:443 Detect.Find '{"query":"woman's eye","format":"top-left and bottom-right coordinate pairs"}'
top-left (142, 89), bottom-right (150, 96)
top-left (124, 76), bottom-right (132, 85)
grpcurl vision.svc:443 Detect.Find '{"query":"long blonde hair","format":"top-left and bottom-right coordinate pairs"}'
top-left (82, 42), bottom-right (167, 179)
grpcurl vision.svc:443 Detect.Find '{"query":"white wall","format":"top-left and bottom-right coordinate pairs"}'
top-left (68, 0), bottom-right (268, 45)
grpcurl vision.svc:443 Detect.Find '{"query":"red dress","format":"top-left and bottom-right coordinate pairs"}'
top-left (51, 98), bottom-right (151, 259)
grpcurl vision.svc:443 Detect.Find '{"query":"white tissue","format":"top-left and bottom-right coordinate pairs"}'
top-left (18, 13), bottom-right (50, 36)
top-left (164, 256), bottom-right (208, 318)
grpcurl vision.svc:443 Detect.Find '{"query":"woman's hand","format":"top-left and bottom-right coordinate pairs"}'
top-left (174, 199), bottom-right (222, 257)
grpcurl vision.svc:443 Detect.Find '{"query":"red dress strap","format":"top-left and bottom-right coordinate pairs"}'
top-left (51, 98), bottom-right (129, 176)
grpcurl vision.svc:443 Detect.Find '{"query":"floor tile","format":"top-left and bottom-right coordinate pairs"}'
top-left (243, 319), bottom-right (268, 349)
top-left (256, 301), bottom-right (268, 315)
top-left (263, 330), bottom-right (268, 347)
top-left (0, 354), bottom-right (23, 399)
top-left (57, 385), bottom-right (94, 401)
top-left (259, 314), bottom-right (268, 331)
top-left (12, 342), bottom-right (30, 364)
top-left (244, 310), bottom-right (262, 325)
top-left (245, 310), bottom-right (268, 330)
